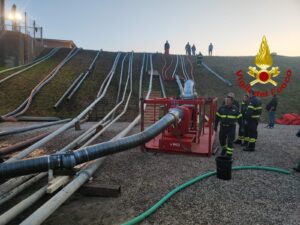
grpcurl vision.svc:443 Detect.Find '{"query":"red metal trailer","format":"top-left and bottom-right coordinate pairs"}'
top-left (141, 97), bottom-right (218, 156)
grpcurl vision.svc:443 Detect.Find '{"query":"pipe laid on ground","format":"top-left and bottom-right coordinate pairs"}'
top-left (138, 54), bottom-right (146, 109)
top-left (0, 132), bottom-right (50, 156)
top-left (0, 173), bottom-right (45, 206)
top-left (0, 119), bottom-right (71, 138)
top-left (175, 75), bottom-right (184, 96)
top-left (0, 48), bottom-right (58, 75)
top-left (122, 166), bottom-right (291, 225)
top-left (164, 55), bottom-right (174, 79)
top-left (96, 53), bottom-right (121, 97)
top-left (180, 56), bottom-right (188, 80)
top-left (2, 48), bottom-right (81, 118)
top-left (53, 71), bottom-right (85, 108)
top-left (0, 53), bottom-right (133, 224)
top-left (161, 55), bottom-right (167, 79)
top-left (0, 107), bottom-right (183, 178)
top-left (4, 53), bottom-right (121, 163)
top-left (0, 48), bottom-right (59, 84)
top-left (112, 53), bottom-right (129, 119)
top-left (172, 55), bottom-right (179, 78)
top-left (0, 52), bottom-right (123, 210)
top-left (18, 53), bottom-right (136, 225)
top-left (0, 51), bottom-right (121, 200)
top-left (201, 62), bottom-right (232, 86)
top-left (15, 116), bottom-right (61, 122)
top-left (66, 50), bottom-right (101, 101)
top-left (66, 70), bottom-right (90, 100)
top-left (0, 186), bottom-right (46, 225)
top-left (0, 175), bottom-right (33, 196)
top-left (159, 74), bottom-right (166, 98)
top-left (83, 53), bottom-right (133, 146)
top-left (17, 53), bottom-right (154, 225)
top-left (186, 55), bottom-right (194, 80)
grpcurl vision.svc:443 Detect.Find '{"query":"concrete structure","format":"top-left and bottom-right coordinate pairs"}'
top-left (0, 0), bottom-right (4, 30)
top-left (0, 30), bottom-right (43, 67)
top-left (37, 38), bottom-right (76, 48)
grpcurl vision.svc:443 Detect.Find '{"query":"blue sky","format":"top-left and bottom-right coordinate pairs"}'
top-left (4, 0), bottom-right (300, 56)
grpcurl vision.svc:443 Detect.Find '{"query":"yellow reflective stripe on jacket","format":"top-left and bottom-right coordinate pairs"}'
top-left (249, 138), bottom-right (256, 143)
top-left (251, 115), bottom-right (260, 118)
top-left (217, 113), bottom-right (241, 119)
top-left (226, 147), bottom-right (233, 152)
top-left (226, 150), bottom-right (233, 155)
top-left (227, 115), bottom-right (238, 119)
top-left (248, 105), bottom-right (262, 110)
top-left (216, 112), bottom-right (226, 118)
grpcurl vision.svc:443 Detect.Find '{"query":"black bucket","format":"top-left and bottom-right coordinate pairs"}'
top-left (215, 156), bottom-right (233, 180)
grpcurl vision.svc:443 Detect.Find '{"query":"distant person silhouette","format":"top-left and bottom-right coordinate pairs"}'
top-left (191, 44), bottom-right (196, 56)
top-left (208, 43), bottom-right (213, 56)
top-left (196, 51), bottom-right (203, 65)
top-left (185, 42), bottom-right (191, 55)
top-left (164, 41), bottom-right (170, 55)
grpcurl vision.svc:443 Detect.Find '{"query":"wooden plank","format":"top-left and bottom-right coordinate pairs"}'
top-left (47, 176), bottom-right (71, 194)
top-left (79, 183), bottom-right (121, 197)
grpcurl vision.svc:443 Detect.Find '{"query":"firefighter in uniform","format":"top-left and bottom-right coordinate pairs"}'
top-left (214, 94), bottom-right (242, 158)
top-left (234, 94), bottom-right (250, 145)
top-left (243, 90), bottom-right (262, 152)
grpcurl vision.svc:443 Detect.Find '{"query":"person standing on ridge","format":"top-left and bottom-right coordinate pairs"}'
top-left (265, 94), bottom-right (278, 128)
top-left (185, 42), bottom-right (191, 55)
top-left (208, 43), bottom-right (213, 56)
top-left (191, 44), bottom-right (196, 56)
top-left (164, 41), bottom-right (170, 55)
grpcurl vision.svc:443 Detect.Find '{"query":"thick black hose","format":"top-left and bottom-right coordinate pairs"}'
top-left (0, 108), bottom-right (183, 179)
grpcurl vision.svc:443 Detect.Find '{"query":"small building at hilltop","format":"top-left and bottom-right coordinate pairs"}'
top-left (36, 38), bottom-right (77, 49)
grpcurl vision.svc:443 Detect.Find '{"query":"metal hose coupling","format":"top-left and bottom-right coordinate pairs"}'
top-left (168, 107), bottom-right (184, 121)
top-left (58, 153), bottom-right (77, 169)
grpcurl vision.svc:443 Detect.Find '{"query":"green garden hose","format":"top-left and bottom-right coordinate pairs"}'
top-left (122, 166), bottom-right (290, 225)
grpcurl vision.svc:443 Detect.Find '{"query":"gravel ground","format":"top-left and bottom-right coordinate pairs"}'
top-left (0, 122), bottom-right (299, 225)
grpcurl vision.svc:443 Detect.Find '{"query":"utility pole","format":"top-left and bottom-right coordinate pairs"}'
top-left (40, 26), bottom-right (43, 46)
top-left (0, 0), bottom-right (5, 30)
top-left (24, 12), bottom-right (28, 64)
top-left (33, 20), bottom-right (36, 39)
top-left (24, 11), bottom-right (27, 34)
top-left (11, 4), bottom-right (17, 31)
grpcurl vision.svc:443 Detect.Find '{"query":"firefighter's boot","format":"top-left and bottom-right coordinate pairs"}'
top-left (243, 142), bottom-right (255, 152)
top-left (233, 139), bottom-right (242, 145)
top-left (241, 141), bottom-right (248, 147)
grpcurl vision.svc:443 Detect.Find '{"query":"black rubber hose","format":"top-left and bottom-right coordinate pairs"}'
top-left (0, 108), bottom-right (183, 178)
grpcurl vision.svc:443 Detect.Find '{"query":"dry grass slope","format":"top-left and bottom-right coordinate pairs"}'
top-left (0, 51), bottom-right (299, 122)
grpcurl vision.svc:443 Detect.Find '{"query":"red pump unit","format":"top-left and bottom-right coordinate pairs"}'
top-left (141, 97), bottom-right (217, 156)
